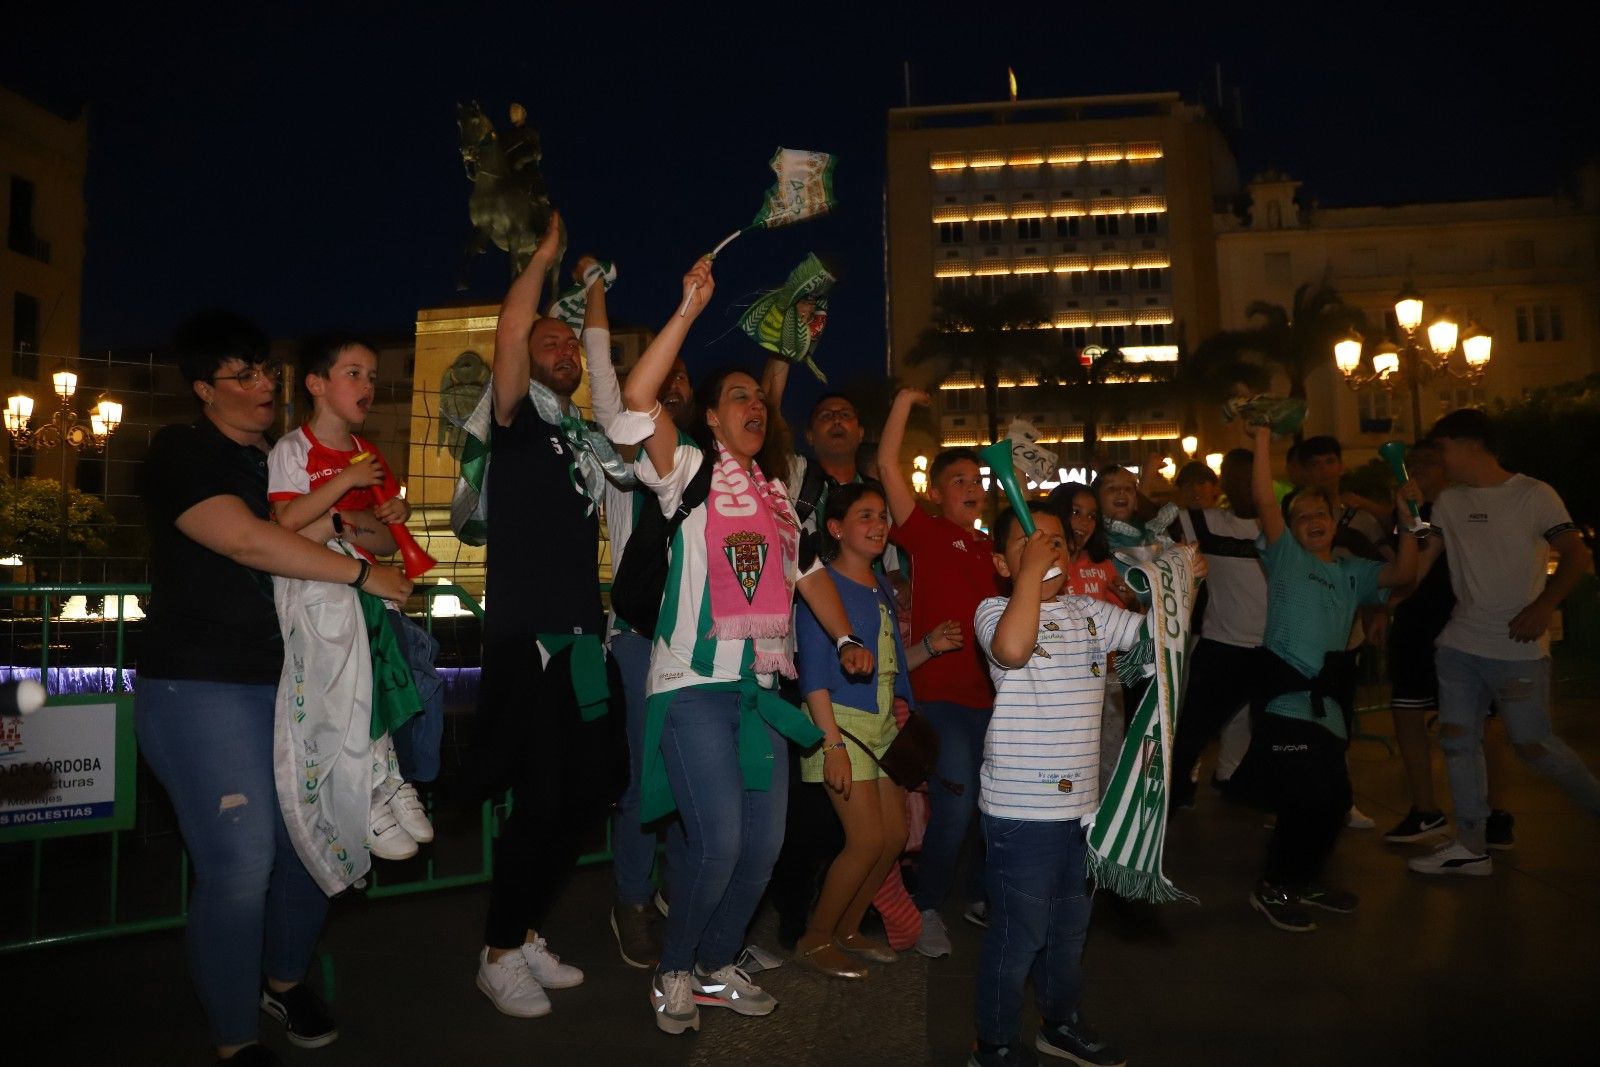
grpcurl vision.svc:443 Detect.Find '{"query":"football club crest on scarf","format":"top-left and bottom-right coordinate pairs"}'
top-left (723, 531), bottom-right (770, 604)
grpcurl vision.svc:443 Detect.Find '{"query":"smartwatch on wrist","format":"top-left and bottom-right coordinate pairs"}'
top-left (835, 633), bottom-right (867, 653)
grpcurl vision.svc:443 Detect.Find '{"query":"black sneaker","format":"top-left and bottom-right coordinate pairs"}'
top-left (1248, 884), bottom-right (1317, 933)
top-left (1036, 1013), bottom-right (1125, 1066)
top-left (260, 981), bottom-right (338, 1049)
top-left (220, 1045), bottom-right (282, 1066)
top-left (1297, 886), bottom-right (1358, 914)
top-left (1383, 807), bottom-right (1448, 844)
top-left (969, 1040), bottom-right (1035, 1067)
top-left (1486, 809), bottom-right (1516, 851)
top-left (610, 901), bottom-right (662, 969)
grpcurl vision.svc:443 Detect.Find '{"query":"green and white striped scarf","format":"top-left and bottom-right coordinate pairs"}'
top-left (449, 374), bottom-right (634, 546)
top-left (1084, 542), bottom-right (1202, 903)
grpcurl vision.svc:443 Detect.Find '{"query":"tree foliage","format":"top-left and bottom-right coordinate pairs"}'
top-left (1490, 373), bottom-right (1600, 534)
top-left (0, 477), bottom-right (114, 558)
top-left (906, 291), bottom-right (1053, 446)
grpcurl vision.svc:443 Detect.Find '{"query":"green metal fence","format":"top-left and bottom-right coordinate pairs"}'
top-left (0, 582), bottom-right (615, 954)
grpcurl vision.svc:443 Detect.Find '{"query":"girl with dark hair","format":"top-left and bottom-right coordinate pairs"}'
top-left (791, 482), bottom-right (913, 977)
top-left (620, 257), bottom-right (873, 1034)
top-left (1050, 485), bottom-right (1137, 611)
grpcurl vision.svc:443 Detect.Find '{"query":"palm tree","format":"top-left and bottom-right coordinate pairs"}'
top-left (905, 290), bottom-right (1053, 447)
top-left (1189, 281), bottom-right (1368, 438)
top-left (1040, 340), bottom-right (1135, 463)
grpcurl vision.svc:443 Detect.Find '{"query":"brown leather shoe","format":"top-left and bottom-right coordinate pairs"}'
top-left (835, 932), bottom-right (897, 963)
top-left (794, 938), bottom-right (868, 979)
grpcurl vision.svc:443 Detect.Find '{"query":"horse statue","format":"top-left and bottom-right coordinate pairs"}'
top-left (455, 100), bottom-right (565, 291)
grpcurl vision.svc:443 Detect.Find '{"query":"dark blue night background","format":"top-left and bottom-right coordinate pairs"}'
top-left (4, 2), bottom-right (1593, 422)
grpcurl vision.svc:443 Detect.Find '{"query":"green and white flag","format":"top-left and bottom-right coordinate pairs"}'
top-left (750, 148), bottom-right (837, 230)
top-left (1084, 542), bottom-right (1202, 903)
top-left (546, 260), bottom-right (618, 331)
top-left (737, 254), bottom-right (834, 382)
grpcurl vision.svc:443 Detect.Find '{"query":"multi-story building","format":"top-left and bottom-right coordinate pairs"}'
top-left (1, 86), bottom-right (88, 485)
top-left (885, 92), bottom-right (1239, 470)
top-left (1215, 170), bottom-right (1600, 463)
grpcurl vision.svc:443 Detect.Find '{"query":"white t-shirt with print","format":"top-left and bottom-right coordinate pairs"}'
top-left (1433, 473), bottom-right (1576, 660)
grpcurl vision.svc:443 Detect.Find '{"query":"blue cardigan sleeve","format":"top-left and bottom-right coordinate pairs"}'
top-left (795, 578), bottom-right (837, 698)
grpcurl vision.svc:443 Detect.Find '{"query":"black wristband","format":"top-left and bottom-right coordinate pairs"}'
top-left (348, 558), bottom-right (371, 590)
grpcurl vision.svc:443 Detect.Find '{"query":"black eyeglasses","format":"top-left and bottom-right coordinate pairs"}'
top-left (212, 364), bottom-right (283, 388)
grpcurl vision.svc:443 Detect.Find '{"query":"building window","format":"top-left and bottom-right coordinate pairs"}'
top-left (1066, 272), bottom-right (1086, 294)
top-left (977, 275), bottom-right (999, 299)
top-left (937, 276), bottom-right (969, 301)
top-left (8, 176), bottom-right (51, 264)
top-left (12, 292), bottom-right (40, 380)
top-left (1093, 215), bottom-right (1120, 237)
top-left (1357, 389), bottom-right (1395, 434)
top-left (1138, 324), bottom-right (1167, 345)
top-left (976, 220), bottom-right (1004, 242)
top-left (1134, 268), bottom-right (1166, 291)
top-left (1264, 252), bottom-right (1291, 284)
top-left (1095, 271), bottom-right (1123, 293)
top-left (1062, 327), bottom-right (1089, 350)
top-left (1055, 217), bottom-right (1080, 239)
top-left (1018, 273), bottom-right (1047, 295)
top-left (1132, 213), bottom-right (1160, 235)
top-left (1515, 305), bottom-right (1564, 342)
top-left (938, 222), bottom-right (965, 243)
top-left (1099, 325), bottom-right (1127, 348)
top-left (943, 389), bottom-right (974, 412)
top-left (1015, 218), bottom-right (1042, 241)
top-left (1436, 387), bottom-right (1486, 419)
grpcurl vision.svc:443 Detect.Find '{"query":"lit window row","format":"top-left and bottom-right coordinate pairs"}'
top-left (930, 142), bottom-right (1164, 171)
top-left (930, 196), bottom-right (1166, 222)
top-left (934, 252), bottom-right (1171, 277)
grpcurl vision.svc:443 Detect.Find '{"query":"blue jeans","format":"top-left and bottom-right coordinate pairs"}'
top-left (611, 630), bottom-right (686, 905)
top-left (975, 816), bottom-right (1091, 1047)
top-left (136, 679), bottom-right (330, 1047)
top-left (657, 686), bottom-right (788, 974)
top-left (1435, 647), bottom-right (1600, 853)
top-left (914, 700), bottom-right (992, 912)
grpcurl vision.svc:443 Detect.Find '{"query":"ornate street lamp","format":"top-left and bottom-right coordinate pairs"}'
top-left (1332, 284), bottom-right (1491, 433)
top-left (6, 369), bottom-right (122, 562)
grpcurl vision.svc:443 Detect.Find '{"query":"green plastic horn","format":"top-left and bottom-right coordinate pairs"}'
top-left (1377, 439), bottom-right (1429, 534)
top-left (980, 439), bottom-right (1036, 535)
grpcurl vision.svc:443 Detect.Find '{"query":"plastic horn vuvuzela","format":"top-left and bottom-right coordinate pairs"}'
top-left (979, 439), bottom-right (1062, 580)
top-left (1377, 440), bottom-right (1430, 537)
top-left (350, 453), bottom-right (437, 579)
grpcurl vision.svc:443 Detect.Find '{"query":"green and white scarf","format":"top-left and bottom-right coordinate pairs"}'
top-left (546, 260), bottom-right (617, 330)
top-left (1084, 542), bottom-right (1202, 903)
top-left (450, 375), bottom-right (634, 546)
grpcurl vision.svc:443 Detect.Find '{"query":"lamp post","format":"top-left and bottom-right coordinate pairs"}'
top-left (1333, 283), bottom-right (1491, 434)
top-left (5, 369), bottom-right (122, 564)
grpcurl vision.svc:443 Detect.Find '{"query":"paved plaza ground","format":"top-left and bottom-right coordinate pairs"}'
top-left (9, 670), bottom-right (1599, 1066)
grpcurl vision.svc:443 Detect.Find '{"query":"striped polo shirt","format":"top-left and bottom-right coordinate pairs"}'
top-left (974, 593), bottom-right (1143, 820)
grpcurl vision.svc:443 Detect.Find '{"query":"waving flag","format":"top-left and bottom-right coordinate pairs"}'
top-left (738, 254), bottom-right (834, 382)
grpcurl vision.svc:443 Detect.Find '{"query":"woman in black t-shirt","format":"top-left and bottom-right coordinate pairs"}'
top-left (137, 313), bottom-right (412, 1065)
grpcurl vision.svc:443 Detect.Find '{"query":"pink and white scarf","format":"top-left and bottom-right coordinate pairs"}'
top-left (704, 443), bottom-right (799, 676)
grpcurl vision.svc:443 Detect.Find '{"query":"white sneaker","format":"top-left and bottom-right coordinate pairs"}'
top-left (368, 803), bottom-right (418, 861)
top-left (1347, 806), bottom-right (1375, 830)
top-left (475, 948), bottom-right (551, 1018)
top-left (651, 970), bottom-right (700, 1034)
top-left (521, 936), bottom-right (583, 989)
top-left (915, 909), bottom-right (952, 958)
top-left (1408, 840), bottom-right (1493, 877)
top-left (692, 963), bottom-right (777, 1016)
top-left (391, 783), bottom-right (434, 844)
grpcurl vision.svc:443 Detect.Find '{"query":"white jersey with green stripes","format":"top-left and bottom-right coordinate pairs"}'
top-left (636, 444), bottom-right (802, 697)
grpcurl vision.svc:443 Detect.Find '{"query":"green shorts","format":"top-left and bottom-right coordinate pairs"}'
top-left (801, 701), bottom-right (899, 783)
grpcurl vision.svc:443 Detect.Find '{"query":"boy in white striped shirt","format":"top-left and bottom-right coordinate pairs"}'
top-left (968, 507), bottom-right (1143, 1067)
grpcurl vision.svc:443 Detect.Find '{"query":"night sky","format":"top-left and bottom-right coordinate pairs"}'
top-left (5, 4), bottom-right (1594, 422)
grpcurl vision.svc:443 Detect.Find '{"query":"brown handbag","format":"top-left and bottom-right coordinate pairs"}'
top-left (838, 711), bottom-right (962, 794)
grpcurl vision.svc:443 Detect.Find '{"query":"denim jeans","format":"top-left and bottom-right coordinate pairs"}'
top-left (914, 700), bottom-right (991, 913)
top-left (611, 630), bottom-right (686, 906)
top-left (1435, 647), bottom-right (1600, 853)
top-left (136, 679), bottom-right (330, 1047)
top-left (658, 686), bottom-right (788, 974)
top-left (974, 816), bottom-right (1091, 1047)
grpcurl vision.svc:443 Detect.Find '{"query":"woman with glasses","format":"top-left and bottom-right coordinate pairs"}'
top-left (137, 312), bottom-right (413, 1065)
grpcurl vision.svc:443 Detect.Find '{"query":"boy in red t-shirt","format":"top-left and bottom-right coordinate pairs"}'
top-left (268, 336), bottom-right (434, 860)
top-left (878, 388), bottom-right (999, 959)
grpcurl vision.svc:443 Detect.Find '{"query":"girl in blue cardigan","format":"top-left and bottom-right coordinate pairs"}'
top-left (793, 482), bottom-right (919, 978)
